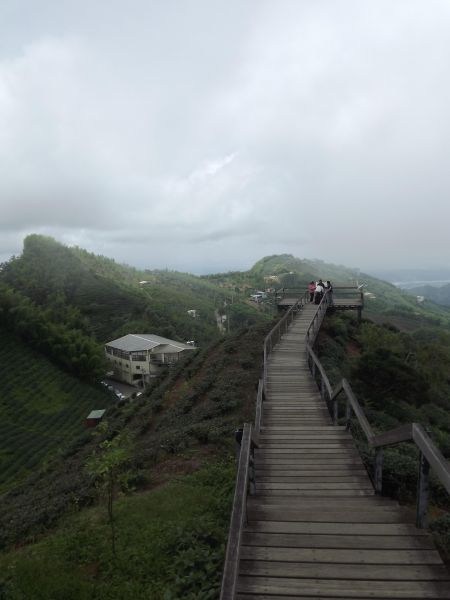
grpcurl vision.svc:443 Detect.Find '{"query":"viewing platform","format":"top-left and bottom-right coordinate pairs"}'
top-left (277, 286), bottom-right (363, 318)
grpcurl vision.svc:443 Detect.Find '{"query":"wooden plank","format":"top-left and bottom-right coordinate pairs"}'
top-left (237, 576), bottom-right (450, 597)
top-left (245, 521), bottom-right (428, 536)
top-left (255, 448), bottom-right (358, 455)
top-left (241, 532), bottom-right (435, 550)
top-left (256, 475), bottom-right (370, 483)
top-left (258, 436), bottom-right (354, 442)
top-left (255, 482), bottom-right (373, 491)
top-left (258, 440), bottom-right (355, 447)
top-left (259, 432), bottom-right (351, 437)
top-left (238, 561), bottom-right (449, 580)
top-left (260, 426), bottom-right (347, 431)
top-left (248, 509), bottom-right (408, 522)
top-left (251, 489), bottom-right (374, 497)
top-left (256, 459), bottom-right (364, 467)
top-left (247, 496), bottom-right (394, 507)
top-left (239, 546), bottom-right (443, 565)
top-left (263, 406), bottom-right (328, 410)
top-left (254, 469), bottom-right (368, 477)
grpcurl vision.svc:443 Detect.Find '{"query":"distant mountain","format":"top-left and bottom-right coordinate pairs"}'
top-left (370, 267), bottom-right (450, 285)
top-left (407, 283), bottom-right (450, 307)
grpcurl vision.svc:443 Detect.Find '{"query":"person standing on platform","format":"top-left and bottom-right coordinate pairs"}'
top-left (308, 281), bottom-right (316, 302)
top-left (324, 280), bottom-right (333, 304)
top-left (314, 281), bottom-right (324, 304)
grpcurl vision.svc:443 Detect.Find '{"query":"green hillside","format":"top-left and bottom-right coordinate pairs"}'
top-left (1, 248), bottom-right (450, 597)
top-left (0, 235), bottom-right (267, 347)
top-left (408, 283), bottom-right (450, 307)
top-left (0, 321), bottom-right (270, 598)
top-left (0, 332), bottom-right (112, 491)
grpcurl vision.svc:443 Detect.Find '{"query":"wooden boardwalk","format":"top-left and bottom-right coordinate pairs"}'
top-left (235, 304), bottom-right (450, 599)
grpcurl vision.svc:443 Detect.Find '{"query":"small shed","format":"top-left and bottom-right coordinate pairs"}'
top-left (85, 409), bottom-right (106, 427)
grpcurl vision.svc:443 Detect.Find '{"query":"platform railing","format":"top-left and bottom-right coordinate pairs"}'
top-left (306, 347), bottom-right (450, 528)
top-left (219, 423), bottom-right (255, 600)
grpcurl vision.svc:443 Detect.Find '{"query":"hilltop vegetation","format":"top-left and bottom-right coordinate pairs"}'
top-left (0, 320), bottom-right (270, 598)
top-left (0, 235), bottom-right (271, 376)
top-left (317, 312), bottom-right (450, 556)
top-left (0, 332), bottom-right (113, 492)
top-left (408, 283), bottom-right (450, 307)
top-left (1, 246), bottom-right (450, 595)
top-left (1, 235), bottom-right (222, 345)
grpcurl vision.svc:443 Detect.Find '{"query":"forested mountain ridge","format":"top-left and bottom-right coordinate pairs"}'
top-left (0, 235), bottom-right (271, 378)
top-left (0, 234), bottom-right (270, 493)
top-left (0, 235), bottom-right (222, 345)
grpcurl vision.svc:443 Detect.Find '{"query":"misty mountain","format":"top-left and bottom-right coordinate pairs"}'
top-left (408, 283), bottom-right (450, 307)
top-left (370, 267), bottom-right (450, 285)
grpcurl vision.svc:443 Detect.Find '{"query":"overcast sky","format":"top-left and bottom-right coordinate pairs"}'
top-left (1, 1), bottom-right (449, 274)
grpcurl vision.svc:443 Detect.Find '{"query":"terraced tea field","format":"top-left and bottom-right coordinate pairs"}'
top-left (0, 333), bottom-right (112, 490)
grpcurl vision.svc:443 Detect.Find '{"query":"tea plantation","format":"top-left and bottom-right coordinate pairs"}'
top-left (0, 333), bottom-right (112, 491)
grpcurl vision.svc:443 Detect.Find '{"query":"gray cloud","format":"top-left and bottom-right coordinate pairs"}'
top-left (1, 0), bottom-right (450, 272)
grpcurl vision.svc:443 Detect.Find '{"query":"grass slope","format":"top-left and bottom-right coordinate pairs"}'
top-left (0, 461), bottom-right (233, 599)
top-left (0, 321), bottom-right (270, 551)
top-left (0, 333), bottom-right (112, 491)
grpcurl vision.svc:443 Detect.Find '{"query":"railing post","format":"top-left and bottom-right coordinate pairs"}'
top-left (234, 428), bottom-right (243, 462)
top-left (345, 398), bottom-right (352, 426)
top-left (416, 452), bottom-right (430, 528)
top-left (374, 448), bottom-right (383, 495)
top-left (332, 397), bottom-right (338, 425)
top-left (249, 446), bottom-right (256, 496)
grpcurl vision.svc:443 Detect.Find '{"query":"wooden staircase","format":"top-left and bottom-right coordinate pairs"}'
top-left (234, 304), bottom-right (450, 599)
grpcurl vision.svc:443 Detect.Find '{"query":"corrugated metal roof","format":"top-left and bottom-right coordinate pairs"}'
top-left (157, 344), bottom-right (195, 354)
top-left (87, 409), bottom-right (106, 419)
top-left (105, 334), bottom-right (194, 352)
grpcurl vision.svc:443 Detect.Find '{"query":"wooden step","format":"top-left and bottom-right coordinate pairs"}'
top-left (238, 561), bottom-right (449, 580)
top-left (226, 309), bottom-right (449, 600)
top-left (239, 546), bottom-right (443, 565)
top-left (237, 576), bottom-right (450, 598)
top-left (241, 532), bottom-right (435, 550)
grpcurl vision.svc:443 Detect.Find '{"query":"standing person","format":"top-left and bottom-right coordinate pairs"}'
top-left (324, 280), bottom-right (333, 304)
top-left (314, 281), bottom-right (324, 304)
top-left (308, 281), bottom-right (316, 303)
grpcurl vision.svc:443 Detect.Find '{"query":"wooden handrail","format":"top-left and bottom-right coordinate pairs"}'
top-left (263, 291), bottom-right (309, 387)
top-left (254, 379), bottom-right (264, 442)
top-left (305, 289), bottom-right (331, 347)
top-left (220, 423), bottom-right (253, 600)
top-left (306, 348), bottom-right (450, 527)
top-left (412, 424), bottom-right (450, 495)
top-left (302, 296), bottom-right (449, 527)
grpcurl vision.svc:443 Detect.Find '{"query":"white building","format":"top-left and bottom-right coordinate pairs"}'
top-left (105, 334), bottom-right (196, 387)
